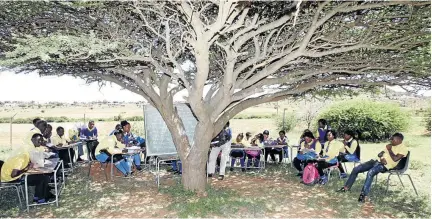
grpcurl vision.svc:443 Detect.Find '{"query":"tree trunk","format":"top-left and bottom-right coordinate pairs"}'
top-left (180, 121), bottom-right (213, 192)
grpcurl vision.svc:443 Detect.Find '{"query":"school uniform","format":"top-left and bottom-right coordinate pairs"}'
top-left (1, 152), bottom-right (52, 203)
top-left (245, 141), bottom-right (263, 168)
top-left (230, 139), bottom-right (248, 169)
top-left (51, 134), bottom-right (75, 168)
top-left (344, 143), bottom-right (408, 196)
top-left (95, 136), bottom-right (131, 176)
top-left (317, 140), bottom-right (344, 177)
top-left (81, 127), bottom-right (99, 160)
top-left (293, 139), bottom-right (321, 172)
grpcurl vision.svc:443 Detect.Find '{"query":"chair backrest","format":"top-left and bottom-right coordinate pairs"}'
top-left (391, 151), bottom-right (410, 173)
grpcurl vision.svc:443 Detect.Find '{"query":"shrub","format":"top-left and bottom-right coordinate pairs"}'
top-left (425, 107), bottom-right (431, 131)
top-left (275, 113), bottom-right (297, 133)
top-left (317, 100), bottom-right (409, 142)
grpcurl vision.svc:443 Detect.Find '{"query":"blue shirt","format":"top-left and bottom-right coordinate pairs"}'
top-left (81, 127), bottom-right (98, 138)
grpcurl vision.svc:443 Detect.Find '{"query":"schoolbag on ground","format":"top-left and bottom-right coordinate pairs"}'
top-left (302, 163), bottom-right (320, 185)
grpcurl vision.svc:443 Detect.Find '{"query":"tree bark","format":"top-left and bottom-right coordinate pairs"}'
top-left (180, 121), bottom-right (213, 192)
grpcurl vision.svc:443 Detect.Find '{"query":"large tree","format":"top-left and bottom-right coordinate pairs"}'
top-left (1, 1), bottom-right (430, 191)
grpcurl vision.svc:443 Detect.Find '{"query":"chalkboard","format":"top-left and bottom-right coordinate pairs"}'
top-left (144, 104), bottom-right (197, 156)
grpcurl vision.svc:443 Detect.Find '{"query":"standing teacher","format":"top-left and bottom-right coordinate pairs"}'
top-left (207, 121), bottom-right (232, 180)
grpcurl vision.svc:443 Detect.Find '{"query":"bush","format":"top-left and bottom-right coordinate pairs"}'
top-left (275, 113), bottom-right (297, 133)
top-left (425, 108), bottom-right (431, 131)
top-left (317, 100), bottom-right (409, 142)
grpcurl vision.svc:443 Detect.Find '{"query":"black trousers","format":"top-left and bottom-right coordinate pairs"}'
top-left (293, 157), bottom-right (304, 172)
top-left (86, 140), bottom-right (99, 160)
top-left (58, 149), bottom-right (75, 167)
top-left (265, 148), bottom-right (283, 163)
top-left (26, 175), bottom-right (50, 199)
top-left (337, 155), bottom-right (348, 174)
top-left (317, 161), bottom-right (333, 176)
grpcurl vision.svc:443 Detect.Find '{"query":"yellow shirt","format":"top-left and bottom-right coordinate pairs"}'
top-left (1, 152), bottom-right (30, 182)
top-left (322, 140), bottom-right (344, 161)
top-left (95, 135), bottom-right (124, 155)
top-left (380, 144), bottom-right (408, 169)
top-left (51, 134), bottom-right (68, 147)
top-left (344, 138), bottom-right (358, 154)
top-left (300, 140), bottom-right (322, 154)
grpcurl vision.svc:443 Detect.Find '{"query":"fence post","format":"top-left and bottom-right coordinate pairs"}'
top-left (10, 113), bottom-right (17, 149)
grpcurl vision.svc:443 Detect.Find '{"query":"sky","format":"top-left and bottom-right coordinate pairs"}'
top-left (0, 70), bottom-right (146, 103)
top-left (0, 70), bottom-right (430, 103)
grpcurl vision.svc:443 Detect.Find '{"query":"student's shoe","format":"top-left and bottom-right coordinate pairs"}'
top-left (241, 168), bottom-right (246, 172)
top-left (358, 193), bottom-right (366, 203)
top-left (37, 198), bottom-right (47, 204)
top-left (207, 174), bottom-right (213, 178)
top-left (136, 166), bottom-right (143, 171)
top-left (320, 176), bottom-right (328, 185)
top-left (340, 173), bottom-right (347, 179)
top-left (229, 167), bottom-right (234, 171)
top-left (336, 187), bottom-right (348, 193)
top-left (218, 175), bottom-right (224, 180)
top-left (296, 172), bottom-right (303, 177)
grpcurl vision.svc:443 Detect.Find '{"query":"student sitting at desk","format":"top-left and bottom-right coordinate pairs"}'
top-left (81, 120), bottom-right (99, 160)
top-left (293, 131), bottom-right (320, 176)
top-left (120, 121), bottom-right (143, 171)
top-left (95, 130), bottom-right (132, 177)
top-left (246, 133), bottom-right (264, 168)
top-left (229, 133), bottom-right (247, 172)
top-left (276, 130), bottom-right (288, 162)
top-left (1, 135), bottom-right (55, 203)
top-left (316, 130), bottom-right (344, 185)
top-left (51, 126), bottom-right (75, 168)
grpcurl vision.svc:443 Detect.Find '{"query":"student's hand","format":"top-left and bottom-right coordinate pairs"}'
top-left (380, 158), bottom-right (387, 165)
top-left (386, 144), bottom-right (392, 151)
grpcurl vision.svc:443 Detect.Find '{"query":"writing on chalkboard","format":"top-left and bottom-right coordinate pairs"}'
top-left (144, 104), bottom-right (198, 156)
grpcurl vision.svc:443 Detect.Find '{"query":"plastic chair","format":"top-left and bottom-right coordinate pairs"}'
top-left (375, 151), bottom-right (418, 196)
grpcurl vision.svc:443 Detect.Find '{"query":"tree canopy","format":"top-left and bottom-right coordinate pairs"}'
top-left (1, 0), bottom-right (430, 191)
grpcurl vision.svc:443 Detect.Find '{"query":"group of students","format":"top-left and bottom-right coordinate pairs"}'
top-left (0, 118), bottom-right (148, 204)
top-left (292, 119), bottom-right (409, 203)
top-left (205, 121), bottom-right (289, 180)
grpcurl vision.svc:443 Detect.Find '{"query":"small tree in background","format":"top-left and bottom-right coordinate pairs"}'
top-left (317, 100), bottom-right (409, 142)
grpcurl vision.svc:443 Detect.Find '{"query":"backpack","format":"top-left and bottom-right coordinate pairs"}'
top-left (302, 163), bottom-right (319, 185)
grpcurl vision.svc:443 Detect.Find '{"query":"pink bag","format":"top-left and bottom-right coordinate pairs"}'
top-left (245, 150), bottom-right (260, 157)
top-left (302, 163), bottom-right (319, 185)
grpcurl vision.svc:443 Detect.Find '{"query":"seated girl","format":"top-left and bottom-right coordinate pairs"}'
top-left (316, 130), bottom-right (345, 184)
top-left (95, 130), bottom-right (132, 177)
top-left (230, 133), bottom-right (247, 172)
top-left (293, 131), bottom-right (321, 176)
top-left (246, 133), bottom-right (264, 168)
top-left (276, 130), bottom-right (288, 161)
top-left (337, 130), bottom-right (360, 178)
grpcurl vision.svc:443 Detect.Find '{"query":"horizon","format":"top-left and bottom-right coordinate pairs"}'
top-left (0, 70), bottom-right (430, 104)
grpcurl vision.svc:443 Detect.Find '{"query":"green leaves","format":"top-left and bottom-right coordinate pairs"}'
top-left (1, 33), bottom-right (126, 67)
top-left (317, 100), bottom-right (409, 142)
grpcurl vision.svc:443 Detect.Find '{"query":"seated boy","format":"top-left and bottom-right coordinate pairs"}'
top-left (1, 135), bottom-right (54, 203)
top-left (51, 127), bottom-right (75, 168)
top-left (95, 130), bottom-right (134, 177)
top-left (337, 133), bottom-right (408, 203)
